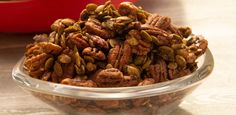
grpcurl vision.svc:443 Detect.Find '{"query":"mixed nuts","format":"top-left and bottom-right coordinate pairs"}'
top-left (24, 1), bottom-right (208, 88)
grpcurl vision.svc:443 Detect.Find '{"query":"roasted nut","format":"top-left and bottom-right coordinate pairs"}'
top-left (58, 54), bottom-right (71, 64)
top-left (86, 33), bottom-right (109, 49)
top-left (82, 47), bottom-right (106, 60)
top-left (138, 78), bottom-right (155, 86)
top-left (86, 62), bottom-right (97, 72)
top-left (45, 57), bottom-right (54, 70)
top-left (94, 68), bottom-right (124, 87)
top-left (86, 3), bottom-right (98, 12)
top-left (67, 33), bottom-right (89, 50)
top-left (54, 61), bottom-right (63, 77)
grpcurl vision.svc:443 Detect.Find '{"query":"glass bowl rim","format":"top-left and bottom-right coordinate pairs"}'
top-left (12, 48), bottom-right (214, 100)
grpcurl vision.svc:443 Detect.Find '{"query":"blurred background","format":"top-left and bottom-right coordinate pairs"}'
top-left (0, 0), bottom-right (236, 115)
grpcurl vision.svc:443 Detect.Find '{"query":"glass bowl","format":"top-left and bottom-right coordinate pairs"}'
top-left (12, 49), bottom-right (214, 115)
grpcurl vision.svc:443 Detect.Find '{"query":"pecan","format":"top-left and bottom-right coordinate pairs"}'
top-left (86, 33), bottom-right (109, 49)
top-left (72, 80), bottom-right (97, 87)
top-left (33, 34), bottom-right (49, 42)
top-left (146, 14), bottom-right (171, 30)
top-left (41, 71), bottom-right (52, 81)
top-left (38, 42), bottom-right (62, 55)
top-left (138, 78), bottom-right (155, 86)
top-left (118, 2), bottom-right (139, 17)
top-left (82, 47), bottom-right (106, 60)
top-left (119, 42), bottom-right (132, 69)
top-left (108, 45), bottom-right (120, 67)
top-left (67, 33), bottom-right (89, 50)
top-left (120, 75), bottom-right (140, 87)
top-left (24, 53), bottom-right (49, 72)
top-left (148, 59), bottom-right (168, 83)
top-left (25, 43), bottom-right (43, 58)
top-left (94, 68), bottom-right (124, 87)
top-left (85, 18), bottom-right (113, 39)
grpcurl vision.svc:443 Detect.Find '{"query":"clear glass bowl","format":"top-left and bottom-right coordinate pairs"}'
top-left (12, 49), bottom-right (214, 115)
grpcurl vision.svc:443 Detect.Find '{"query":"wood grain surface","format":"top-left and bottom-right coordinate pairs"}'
top-left (0, 0), bottom-right (236, 115)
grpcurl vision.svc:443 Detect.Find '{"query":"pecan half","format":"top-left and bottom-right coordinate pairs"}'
top-left (85, 18), bottom-right (113, 39)
top-left (86, 33), bottom-right (109, 49)
top-left (82, 47), bottom-right (106, 60)
top-left (94, 68), bottom-right (124, 87)
top-left (148, 59), bottom-right (168, 83)
top-left (67, 33), bottom-right (89, 50)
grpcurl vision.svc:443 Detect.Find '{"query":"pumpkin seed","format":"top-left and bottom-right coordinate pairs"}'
top-left (175, 55), bottom-right (186, 67)
top-left (140, 30), bottom-right (152, 42)
top-left (86, 3), bottom-right (98, 12)
top-left (54, 61), bottom-right (63, 76)
top-left (45, 57), bottom-right (54, 70)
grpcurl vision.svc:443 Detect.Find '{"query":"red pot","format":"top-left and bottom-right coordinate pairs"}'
top-left (0, 0), bottom-right (137, 33)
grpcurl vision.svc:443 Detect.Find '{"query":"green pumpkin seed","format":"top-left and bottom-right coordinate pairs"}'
top-left (106, 63), bottom-right (113, 69)
top-left (175, 55), bottom-right (186, 67)
top-left (86, 3), bottom-right (98, 12)
top-left (75, 65), bottom-right (85, 75)
top-left (61, 18), bottom-right (75, 26)
top-left (159, 46), bottom-right (175, 61)
top-left (171, 44), bottom-right (185, 50)
top-left (134, 55), bottom-right (147, 65)
top-left (140, 30), bottom-right (152, 42)
top-left (125, 65), bottom-right (141, 78)
top-left (74, 46), bottom-right (81, 67)
top-left (45, 57), bottom-right (54, 70)
top-left (125, 35), bottom-right (139, 46)
top-left (54, 61), bottom-right (63, 76)
top-left (58, 54), bottom-right (71, 64)
top-left (95, 5), bottom-right (105, 13)
top-left (171, 34), bottom-right (183, 44)
top-left (60, 33), bottom-right (66, 48)
top-left (142, 58), bottom-right (152, 69)
top-left (108, 39), bottom-right (119, 47)
top-left (168, 62), bottom-right (178, 69)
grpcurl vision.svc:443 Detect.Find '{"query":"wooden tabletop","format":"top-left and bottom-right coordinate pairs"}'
top-left (1, 0), bottom-right (236, 115)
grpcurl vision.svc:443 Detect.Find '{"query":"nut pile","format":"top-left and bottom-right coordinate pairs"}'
top-left (24, 1), bottom-right (208, 87)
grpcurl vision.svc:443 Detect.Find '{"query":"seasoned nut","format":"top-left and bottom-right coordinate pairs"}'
top-left (94, 68), bottom-right (124, 87)
top-left (58, 54), bottom-right (71, 64)
top-left (24, 53), bottom-right (49, 72)
top-left (44, 57), bottom-right (54, 70)
top-left (138, 78), bottom-right (155, 86)
top-left (158, 46), bottom-right (174, 61)
top-left (82, 47), bottom-right (106, 60)
top-left (86, 3), bottom-right (98, 12)
top-left (128, 30), bottom-right (152, 55)
top-left (33, 34), bottom-right (49, 42)
top-left (54, 61), bottom-right (63, 77)
top-left (148, 59), bottom-right (168, 82)
top-left (67, 33), bottom-right (89, 50)
top-left (86, 33), bottom-right (109, 49)
top-left (124, 65), bottom-right (141, 78)
top-left (38, 42), bottom-right (62, 55)
top-left (108, 45), bottom-right (120, 67)
top-left (72, 80), bottom-right (97, 87)
top-left (140, 30), bottom-right (152, 42)
top-left (146, 14), bottom-right (171, 30)
top-left (85, 18), bottom-right (114, 39)
top-left (41, 72), bottom-right (52, 81)
top-left (175, 55), bottom-right (186, 68)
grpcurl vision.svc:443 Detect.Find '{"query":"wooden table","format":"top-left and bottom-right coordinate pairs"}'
top-left (0, 0), bottom-right (236, 114)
